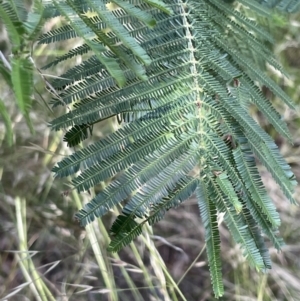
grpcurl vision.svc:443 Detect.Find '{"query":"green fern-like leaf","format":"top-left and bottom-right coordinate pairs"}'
top-left (45, 0), bottom-right (298, 297)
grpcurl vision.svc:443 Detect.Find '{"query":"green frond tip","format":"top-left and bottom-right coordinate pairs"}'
top-left (108, 215), bottom-right (143, 253)
top-left (197, 183), bottom-right (224, 297)
top-left (63, 124), bottom-right (93, 147)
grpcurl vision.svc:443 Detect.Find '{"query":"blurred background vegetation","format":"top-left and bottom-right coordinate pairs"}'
top-left (0, 3), bottom-right (300, 301)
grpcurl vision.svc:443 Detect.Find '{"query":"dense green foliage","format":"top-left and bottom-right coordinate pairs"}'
top-left (1, 0), bottom-right (299, 297)
top-left (43, 0), bottom-right (299, 297)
